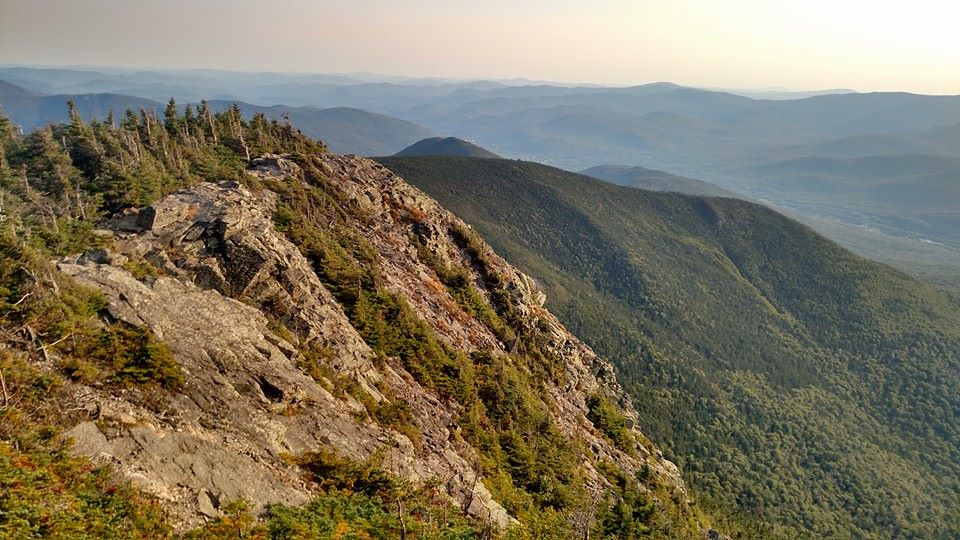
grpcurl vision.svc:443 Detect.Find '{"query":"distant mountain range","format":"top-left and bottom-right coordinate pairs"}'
top-left (392, 138), bottom-right (739, 198)
top-left (0, 79), bottom-right (158, 131)
top-left (3, 65), bottom-right (958, 290)
top-left (394, 137), bottom-right (500, 158)
top-left (717, 87), bottom-right (858, 100)
top-left (0, 78), bottom-right (431, 155)
top-left (206, 102), bottom-right (432, 156)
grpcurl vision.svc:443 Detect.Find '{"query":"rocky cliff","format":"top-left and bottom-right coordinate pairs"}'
top-left (52, 152), bottom-right (687, 532)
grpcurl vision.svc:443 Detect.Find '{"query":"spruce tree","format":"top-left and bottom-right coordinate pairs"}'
top-left (164, 98), bottom-right (179, 136)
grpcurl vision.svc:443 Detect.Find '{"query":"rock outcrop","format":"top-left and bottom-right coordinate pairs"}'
top-left (54, 152), bottom-right (685, 530)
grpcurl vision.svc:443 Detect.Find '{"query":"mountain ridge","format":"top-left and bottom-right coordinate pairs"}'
top-left (0, 109), bottom-right (705, 538)
top-left (581, 164), bottom-right (740, 198)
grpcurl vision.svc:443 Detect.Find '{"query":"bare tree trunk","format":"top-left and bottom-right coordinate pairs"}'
top-left (19, 167), bottom-right (31, 196)
top-left (397, 498), bottom-right (407, 540)
top-left (1, 368), bottom-right (9, 408)
top-left (141, 109), bottom-right (153, 145)
top-left (75, 189), bottom-right (87, 221)
top-left (239, 133), bottom-right (251, 162)
top-left (206, 109), bottom-right (219, 144)
top-left (465, 465), bottom-right (480, 514)
top-left (127, 130), bottom-right (142, 166)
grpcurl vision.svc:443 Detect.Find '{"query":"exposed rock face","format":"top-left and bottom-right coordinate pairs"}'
top-left (314, 153), bottom-right (684, 487)
top-left (55, 152), bottom-right (684, 530)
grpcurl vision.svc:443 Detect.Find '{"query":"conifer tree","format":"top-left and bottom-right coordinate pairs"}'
top-left (67, 100), bottom-right (85, 133)
top-left (164, 97), bottom-right (179, 136)
top-left (183, 103), bottom-right (195, 130)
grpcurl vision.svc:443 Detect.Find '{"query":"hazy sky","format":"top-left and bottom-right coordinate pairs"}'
top-left (2, 0), bottom-right (958, 94)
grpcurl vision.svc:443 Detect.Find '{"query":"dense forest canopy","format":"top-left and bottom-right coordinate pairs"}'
top-left (376, 155), bottom-right (960, 540)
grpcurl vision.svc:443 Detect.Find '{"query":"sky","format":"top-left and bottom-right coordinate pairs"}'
top-left (2, 0), bottom-right (959, 94)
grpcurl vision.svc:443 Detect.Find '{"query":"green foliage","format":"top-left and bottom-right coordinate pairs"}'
top-left (593, 462), bottom-right (657, 539)
top-left (416, 241), bottom-right (516, 347)
top-left (189, 451), bottom-right (486, 539)
top-left (0, 231), bottom-right (180, 391)
top-left (60, 323), bottom-right (183, 389)
top-left (267, 452), bottom-right (483, 540)
top-left (265, 492), bottom-right (481, 540)
top-left (269, 155), bottom-right (700, 538)
top-left (0, 224), bottom-right (180, 539)
top-left (291, 450), bottom-right (397, 497)
top-left (353, 288), bottom-right (475, 401)
top-left (0, 107), bottom-right (244, 538)
top-left (346, 382), bottom-right (423, 451)
top-left (184, 500), bottom-right (260, 540)
top-left (267, 169), bottom-right (378, 310)
top-left (377, 155), bottom-right (960, 539)
top-left (0, 439), bottom-right (173, 540)
top-left (122, 257), bottom-right (161, 281)
top-left (0, 436), bottom-right (171, 540)
top-left (466, 355), bottom-right (584, 516)
top-left (0, 355), bottom-right (173, 540)
top-left (587, 394), bottom-right (635, 455)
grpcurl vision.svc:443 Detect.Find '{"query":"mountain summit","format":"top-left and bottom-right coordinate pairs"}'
top-left (395, 136), bottom-right (501, 158)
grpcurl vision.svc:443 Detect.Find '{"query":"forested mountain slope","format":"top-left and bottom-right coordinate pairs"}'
top-left (376, 155), bottom-right (960, 539)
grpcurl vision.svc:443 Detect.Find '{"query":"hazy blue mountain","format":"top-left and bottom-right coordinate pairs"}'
top-left (207, 101), bottom-right (433, 155)
top-left (408, 92), bottom-right (960, 171)
top-left (0, 81), bottom-right (433, 156)
top-left (778, 121), bottom-right (960, 158)
top-left (719, 87), bottom-right (858, 100)
top-left (0, 66), bottom-right (120, 93)
top-left (744, 154), bottom-right (960, 244)
top-left (0, 78), bottom-right (42, 98)
top-left (0, 79), bottom-right (161, 131)
top-left (581, 164), bottom-right (740, 198)
top-left (6, 66), bottom-right (960, 286)
top-left (394, 136), bottom-right (500, 158)
top-left (750, 153), bottom-right (960, 180)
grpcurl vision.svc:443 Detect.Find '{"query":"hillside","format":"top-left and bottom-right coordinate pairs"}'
top-left (375, 155), bottom-right (960, 539)
top-left (395, 136), bottom-right (501, 158)
top-left (0, 110), bottom-right (707, 538)
top-left (581, 164), bottom-right (739, 198)
top-left (0, 78), bottom-right (160, 131)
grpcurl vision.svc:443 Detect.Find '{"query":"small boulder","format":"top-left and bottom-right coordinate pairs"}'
top-left (196, 490), bottom-right (219, 518)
